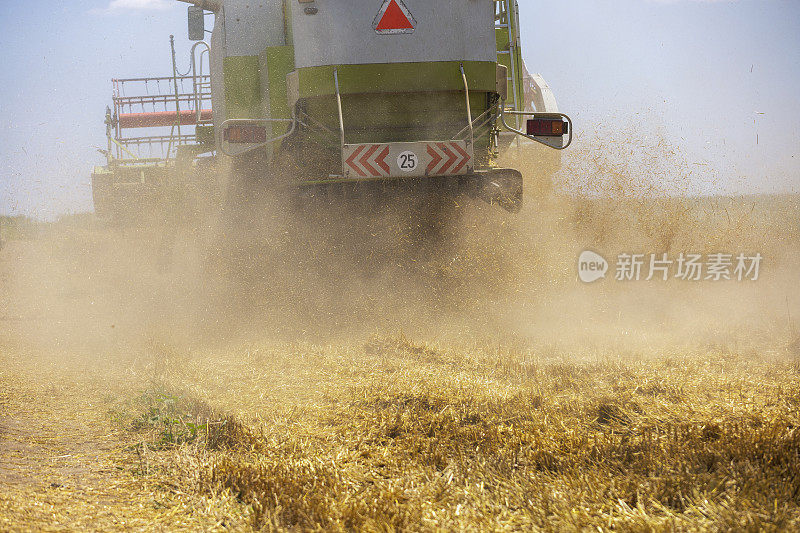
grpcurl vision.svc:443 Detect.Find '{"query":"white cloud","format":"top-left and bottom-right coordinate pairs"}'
top-left (92, 0), bottom-right (174, 14)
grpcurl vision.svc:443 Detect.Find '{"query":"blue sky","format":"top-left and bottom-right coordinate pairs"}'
top-left (0, 0), bottom-right (798, 217)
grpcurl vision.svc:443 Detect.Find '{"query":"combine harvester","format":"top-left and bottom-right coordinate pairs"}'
top-left (92, 0), bottom-right (572, 221)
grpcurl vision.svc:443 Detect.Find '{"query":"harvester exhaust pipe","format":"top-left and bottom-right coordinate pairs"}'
top-left (176, 0), bottom-right (221, 12)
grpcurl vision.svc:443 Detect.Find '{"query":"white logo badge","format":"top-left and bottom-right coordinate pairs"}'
top-left (578, 250), bottom-right (608, 283)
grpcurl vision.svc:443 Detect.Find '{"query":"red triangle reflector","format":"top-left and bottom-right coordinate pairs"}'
top-left (374, 0), bottom-right (416, 34)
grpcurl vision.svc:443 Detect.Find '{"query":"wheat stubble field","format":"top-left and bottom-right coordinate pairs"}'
top-left (1, 191), bottom-right (799, 531)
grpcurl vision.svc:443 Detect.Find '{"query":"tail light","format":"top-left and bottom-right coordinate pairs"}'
top-left (224, 124), bottom-right (267, 144)
top-left (527, 118), bottom-right (569, 137)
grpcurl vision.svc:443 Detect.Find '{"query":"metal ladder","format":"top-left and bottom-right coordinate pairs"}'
top-left (495, 0), bottom-right (523, 130)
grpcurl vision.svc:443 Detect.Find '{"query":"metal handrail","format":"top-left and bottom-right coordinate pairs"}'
top-left (333, 67), bottom-right (346, 149)
top-left (296, 108), bottom-right (340, 144)
top-left (187, 41), bottom-right (212, 123)
top-left (114, 93), bottom-right (211, 108)
top-left (459, 64), bottom-right (475, 149)
top-left (112, 75), bottom-right (209, 84)
top-left (110, 135), bottom-right (140, 160)
top-left (453, 107), bottom-right (495, 140)
top-left (118, 134), bottom-right (197, 146)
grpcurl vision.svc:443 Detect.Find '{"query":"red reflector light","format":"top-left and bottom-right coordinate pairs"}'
top-left (224, 124), bottom-right (267, 144)
top-left (526, 119), bottom-right (569, 137)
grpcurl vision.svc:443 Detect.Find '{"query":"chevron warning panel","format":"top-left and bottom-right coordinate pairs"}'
top-left (342, 141), bottom-right (473, 179)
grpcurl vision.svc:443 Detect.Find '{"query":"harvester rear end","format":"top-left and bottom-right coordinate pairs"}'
top-left (91, 0), bottom-right (572, 222)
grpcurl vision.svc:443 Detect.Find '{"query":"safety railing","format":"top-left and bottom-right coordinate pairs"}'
top-left (105, 38), bottom-right (213, 161)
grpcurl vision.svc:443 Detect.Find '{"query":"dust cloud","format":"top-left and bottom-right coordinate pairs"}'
top-left (1, 131), bottom-right (798, 361)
